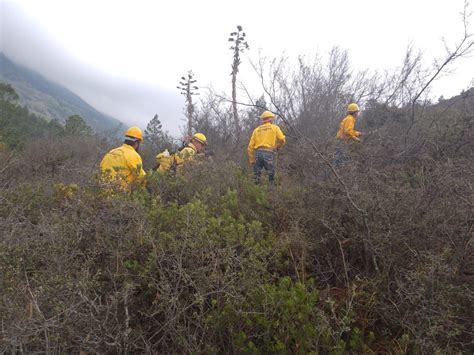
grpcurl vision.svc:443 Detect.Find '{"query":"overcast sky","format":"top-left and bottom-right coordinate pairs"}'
top-left (1, 0), bottom-right (473, 135)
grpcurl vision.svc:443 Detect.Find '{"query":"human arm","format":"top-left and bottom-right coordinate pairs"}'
top-left (127, 152), bottom-right (146, 185)
top-left (247, 131), bottom-right (256, 164)
top-left (343, 117), bottom-right (361, 141)
top-left (276, 126), bottom-right (286, 149)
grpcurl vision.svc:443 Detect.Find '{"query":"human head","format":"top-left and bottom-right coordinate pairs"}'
top-left (124, 126), bottom-right (144, 152)
top-left (260, 110), bottom-right (275, 122)
top-left (191, 132), bottom-right (207, 153)
top-left (347, 103), bottom-right (360, 117)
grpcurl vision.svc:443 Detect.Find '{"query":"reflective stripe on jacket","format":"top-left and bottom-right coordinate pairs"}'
top-left (336, 114), bottom-right (360, 141)
top-left (100, 144), bottom-right (146, 189)
top-left (247, 122), bottom-right (286, 163)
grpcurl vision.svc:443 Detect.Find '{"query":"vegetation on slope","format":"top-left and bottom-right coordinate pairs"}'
top-left (1, 82), bottom-right (472, 353)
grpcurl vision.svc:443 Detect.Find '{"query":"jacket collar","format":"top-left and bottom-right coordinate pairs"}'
top-left (122, 143), bottom-right (137, 152)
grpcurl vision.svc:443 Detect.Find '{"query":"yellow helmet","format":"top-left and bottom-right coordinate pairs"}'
top-left (260, 110), bottom-right (275, 120)
top-left (347, 103), bottom-right (360, 113)
top-left (125, 126), bottom-right (144, 142)
top-left (192, 133), bottom-right (207, 145)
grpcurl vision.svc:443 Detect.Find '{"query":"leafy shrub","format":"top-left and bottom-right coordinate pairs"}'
top-left (1, 85), bottom-right (473, 353)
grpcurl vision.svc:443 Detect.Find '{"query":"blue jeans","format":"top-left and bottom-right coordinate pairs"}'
top-left (334, 146), bottom-right (351, 167)
top-left (254, 149), bottom-right (275, 184)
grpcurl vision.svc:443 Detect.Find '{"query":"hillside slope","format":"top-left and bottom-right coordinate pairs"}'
top-left (0, 53), bottom-right (123, 131)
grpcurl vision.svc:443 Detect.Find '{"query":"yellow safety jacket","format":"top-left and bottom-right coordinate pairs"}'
top-left (155, 150), bottom-right (174, 172)
top-left (175, 143), bottom-right (198, 173)
top-left (336, 114), bottom-right (360, 141)
top-left (100, 144), bottom-right (146, 190)
top-left (155, 144), bottom-right (201, 174)
top-left (247, 122), bottom-right (286, 163)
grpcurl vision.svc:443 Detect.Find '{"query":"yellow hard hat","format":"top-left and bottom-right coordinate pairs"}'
top-left (347, 103), bottom-right (360, 113)
top-left (125, 126), bottom-right (144, 142)
top-left (260, 110), bottom-right (275, 120)
top-left (192, 133), bottom-right (207, 145)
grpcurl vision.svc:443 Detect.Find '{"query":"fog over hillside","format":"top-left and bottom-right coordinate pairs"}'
top-left (3, 1), bottom-right (473, 137)
top-left (1, 2), bottom-right (184, 135)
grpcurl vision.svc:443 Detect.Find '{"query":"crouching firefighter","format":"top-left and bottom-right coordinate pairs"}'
top-left (247, 111), bottom-right (286, 185)
top-left (155, 133), bottom-right (208, 174)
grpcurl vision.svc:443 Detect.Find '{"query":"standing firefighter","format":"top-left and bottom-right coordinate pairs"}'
top-left (336, 103), bottom-right (362, 142)
top-left (100, 126), bottom-right (146, 190)
top-left (248, 110), bottom-right (286, 185)
top-left (334, 103), bottom-right (362, 166)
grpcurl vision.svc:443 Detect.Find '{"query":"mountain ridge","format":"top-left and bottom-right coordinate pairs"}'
top-left (0, 53), bottom-right (123, 132)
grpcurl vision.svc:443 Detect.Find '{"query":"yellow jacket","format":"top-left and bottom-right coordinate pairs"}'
top-left (336, 114), bottom-right (360, 141)
top-left (247, 122), bottom-right (286, 163)
top-left (100, 144), bottom-right (146, 190)
top-left (155, 150), bottom-right (173, 172)
top-left (175, 143), bottom-right (200, 173)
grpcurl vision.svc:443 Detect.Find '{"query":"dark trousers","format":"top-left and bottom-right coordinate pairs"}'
top-left (254, 149), bottom-right (275, 184)
top-left (334, 143), bottom-right (351, 167)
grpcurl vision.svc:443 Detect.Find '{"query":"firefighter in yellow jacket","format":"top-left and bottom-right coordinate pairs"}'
top-left (334, 103), bottom-right (362, 166)
top-left (336, 103), bottom-right (362, 142)
top-left (174, 133), bottom-right (207, 173)
top-left (248, 111), bottom-right (286, 184)
top-left (100, 126), bottom-right (146, 190)
top-left (154, 133), bottom-right (207, 173)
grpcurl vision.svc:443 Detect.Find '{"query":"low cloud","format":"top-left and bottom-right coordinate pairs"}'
top-left (0, 2), bottom-right (184, 135)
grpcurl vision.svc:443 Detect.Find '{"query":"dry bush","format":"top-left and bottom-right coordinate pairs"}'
top-left (1, 30), bottom-right (473, 353)
top-left (1, 131), bottom-right (472, 352)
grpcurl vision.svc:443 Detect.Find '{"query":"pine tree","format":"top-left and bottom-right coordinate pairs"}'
top-left (64, 115), bottom-right (93, 136)
top-left (144, 114), bottom-right (164, 150)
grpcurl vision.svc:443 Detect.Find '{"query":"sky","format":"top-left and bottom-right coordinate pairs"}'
top-left (1, 0), bottom-right (473, 135)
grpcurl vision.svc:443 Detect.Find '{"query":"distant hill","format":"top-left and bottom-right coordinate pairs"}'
top-left (0, 53), bottom-right (123, 132)
top-left (436, 87), bottom-right (474, 112)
